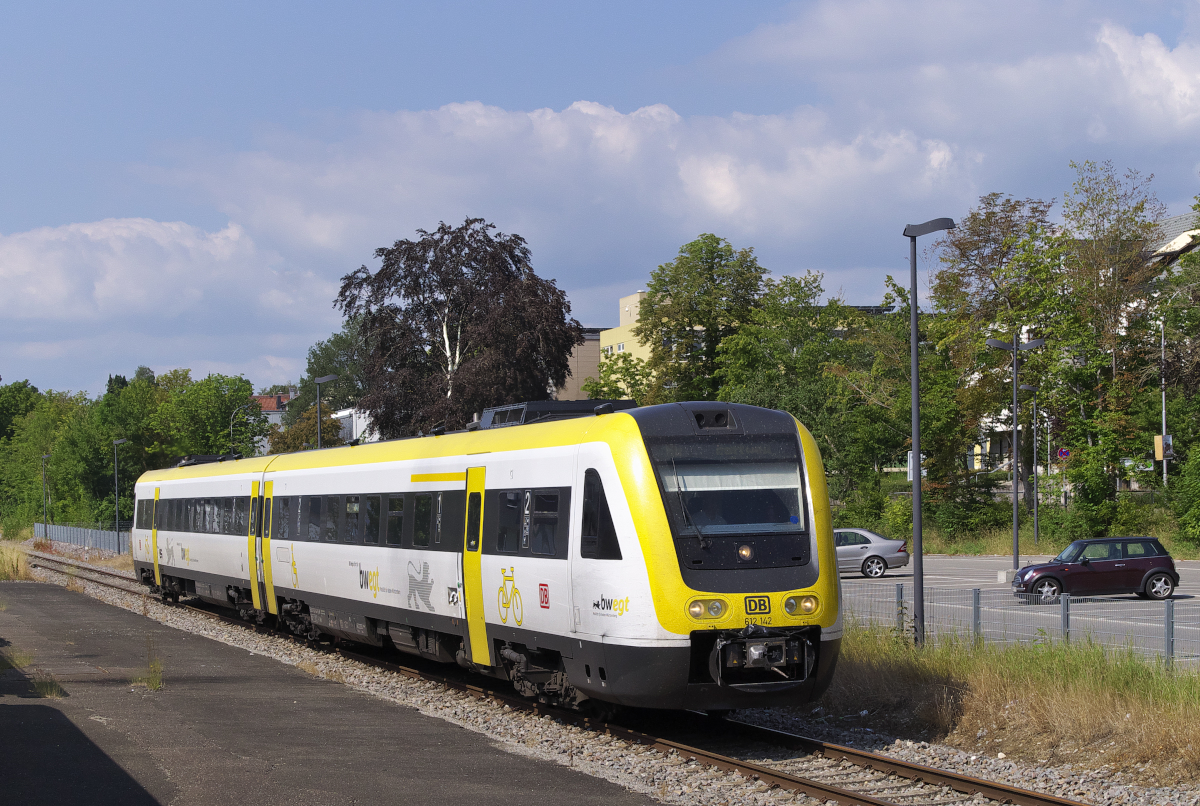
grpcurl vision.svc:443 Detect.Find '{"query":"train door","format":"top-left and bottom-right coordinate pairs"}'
top-left (462, 467), bottom-right (491, 665)
top-left (260, 480), bottom-right (278, 615)
top-left (247, 480), bottom-right (264, 611)
top-left (152, 487), bottom-right (161, 586)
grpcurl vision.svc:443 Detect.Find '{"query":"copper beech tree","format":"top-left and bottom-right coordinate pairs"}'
top-left (336, 218), bottom-right (584, 437)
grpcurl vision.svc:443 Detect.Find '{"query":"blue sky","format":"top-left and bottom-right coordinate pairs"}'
top-left (3, 1), bottom-right (1200, 394)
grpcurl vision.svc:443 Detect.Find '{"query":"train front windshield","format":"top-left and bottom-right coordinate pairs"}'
top-left (646, 435), bottom-right (806, 537)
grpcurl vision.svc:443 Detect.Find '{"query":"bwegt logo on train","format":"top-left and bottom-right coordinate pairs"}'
top-left (744, 596), bottom-right (771, 614)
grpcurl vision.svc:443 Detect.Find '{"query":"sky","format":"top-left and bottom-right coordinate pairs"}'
top-left (2, 1), bottom-right (1200, 395)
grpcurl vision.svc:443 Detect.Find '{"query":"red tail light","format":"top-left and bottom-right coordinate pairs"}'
top-left (898, 543), bottom-right (908, 553)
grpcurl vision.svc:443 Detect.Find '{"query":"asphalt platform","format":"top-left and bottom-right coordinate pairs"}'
top-left (0, 581), bottom-right (654, 806)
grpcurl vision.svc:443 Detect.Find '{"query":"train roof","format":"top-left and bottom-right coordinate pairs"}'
top-left (136, 402), bottom-right (801, 485)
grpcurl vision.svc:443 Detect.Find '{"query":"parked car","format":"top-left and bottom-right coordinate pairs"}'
top-left (1012, 537), bottom-right (1178, 603)
top-left (834, 528), bottom-right (909, 578)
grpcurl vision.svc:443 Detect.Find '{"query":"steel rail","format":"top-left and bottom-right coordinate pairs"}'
top-left (27, 551), bottom-right (1087, 806)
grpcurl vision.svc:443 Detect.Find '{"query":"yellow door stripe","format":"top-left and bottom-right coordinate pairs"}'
top-left (262, 480), bottom-right (277, 615)
top-left (463, 467), bottom-right (490, 665)
top-left (411, 472), bottom-right (466, 483)
top-left (152, 487), bottom-right (161, 586)
top-left (248, 480), bottom-right (262, 610)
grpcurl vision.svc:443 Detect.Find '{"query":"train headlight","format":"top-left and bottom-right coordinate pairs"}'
top-left (785, 595), bottom-right (819, 615)
top-left (737, 544), bottom-right (754, 561)
top-left (687, 599), bottom-right (728, 620)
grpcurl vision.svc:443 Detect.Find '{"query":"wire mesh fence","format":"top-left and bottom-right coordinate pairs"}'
top-left (841, 582), bottom-right (1200, 664)
top-left (33, 523), bottom-right (131, 555)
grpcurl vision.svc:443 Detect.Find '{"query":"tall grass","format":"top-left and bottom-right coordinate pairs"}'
top-left (813, 624), bottom-right (1200, 778)
top-left (0, 543), bottom-right (32, 581)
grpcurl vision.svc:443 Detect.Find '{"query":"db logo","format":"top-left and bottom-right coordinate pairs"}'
top-left (745, 596), bottom-right (771, 614)
top-left (539, 583), bottom-right (549, 609)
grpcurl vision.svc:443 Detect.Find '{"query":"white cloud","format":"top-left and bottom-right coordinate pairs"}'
top-left (0, 218), bottom-right (337, 391)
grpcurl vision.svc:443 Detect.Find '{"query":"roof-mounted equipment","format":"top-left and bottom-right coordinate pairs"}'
top-left (479, 399), bottom-right (635, 430)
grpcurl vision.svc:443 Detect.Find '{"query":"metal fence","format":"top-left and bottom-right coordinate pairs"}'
top-left (33, 523), bottom-right (131, 555)
top-left (842, 582), bottom-right (1200, 664)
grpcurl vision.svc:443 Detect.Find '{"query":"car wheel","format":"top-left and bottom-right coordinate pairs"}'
top-left (1033, 578), bottom-right (1061, 604)
top-left (862, 557), bottom-right (887, 578)
top-left (1146, 573), bottom-right (1175, 600)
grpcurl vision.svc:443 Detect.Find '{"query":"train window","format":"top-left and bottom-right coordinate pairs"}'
top-left (289, 497), bottom-right (301, 540)
top-left (220, 498), bottom-right (232, 534)
top-left (414, 494), bottom-right (433, 547)
top-left (364, 495), bottom-right (381, 544)
top-left (531, 493), bottom-right (558, 556)
top-left (235, 497), bottom-right (249, 535)
top-left (466, 492), bottom-right (482, 552)
top-left (386, 495), bottom-right (404, 545)
top-left (262, 498), bottom-right (272, 538)
top-left (582, 470), bottom-right (622, 560)
top-left (435, 493), bottom-right (443, 544)
top-left (306, 497), bottom-right (322, 541)
top-left (192, 499), bottom-right (202, 533)
top-left (275, 497), bottom-right (291, 540)
top-left (345, 496), bottom-right (361, 543)
top-left (497, 492), bottom-right (521, 553)
top-left (323, 496), bottom-right (340, 541)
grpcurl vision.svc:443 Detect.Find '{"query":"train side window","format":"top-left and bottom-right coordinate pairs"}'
top-left (386, 495), bottom-right (404, 545)
top-left (497, 492), bottom-right (521, 553)
top-left (276, 497), bottom-right (290, 540)
top-left (581, 469), bottom-right (622, 560)
top-left (323, 496), bottom-right (340, 541)
top-left (289, 497), bottom-right (301, 540)
top-left (262, 498), bottom-right (272, 538)
top-left (237, 496), bottom-right (252, 534)
top-left (364, 495), bottom-right (381, 544)
top-left (306, 497), bottom-right (321, 541)
top-left (414, 494), bottom-right (433, 547)
top-left (466, 492), bottom-right (481, 552)
top-left (188, 499), bottom-right (199, 532)
top-left (435, 493), bottom-right (443, 544)
top-left (220, 498), bottom-right (231, 534)
top-left (531, 493), bottom-right (558, 556)
top-left (345, 496), bottom-right (361, 543)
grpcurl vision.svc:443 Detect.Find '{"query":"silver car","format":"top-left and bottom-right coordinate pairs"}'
top-left (834, 528), bottom-right (910, 578)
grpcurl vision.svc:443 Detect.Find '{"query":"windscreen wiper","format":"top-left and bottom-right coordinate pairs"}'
top-left (672, 460), bottom-right (710, 549)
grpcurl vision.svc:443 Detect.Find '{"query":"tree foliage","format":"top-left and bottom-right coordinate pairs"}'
top-left (337, 218), bottom-right (583, 436)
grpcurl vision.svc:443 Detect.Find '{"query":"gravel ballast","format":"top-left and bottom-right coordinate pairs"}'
top-left (21, 545), bottom-right (1197, 806)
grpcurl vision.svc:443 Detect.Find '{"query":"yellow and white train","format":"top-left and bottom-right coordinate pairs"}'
top-left (132, 401), bottom-right (842, 710)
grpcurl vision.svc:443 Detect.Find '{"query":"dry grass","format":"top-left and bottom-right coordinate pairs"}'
top-left (296, 659), bottom-right (344, 682)
top-left (30, 537), bottom-right (53, 553)
top-left (93, 552), bottom-right (134, 573)
top-left (32, 670), bottom-right (67, 698)
top-left (811, 625), bottom-right (1200, 785)
top-left (0, 543), bottom-right (33, 581)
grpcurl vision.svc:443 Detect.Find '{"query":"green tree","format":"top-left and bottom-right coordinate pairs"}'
top-left (582, 352), bottom-right (652, 404)
top-left (281, 316), bottom-right (369, 428)
top-left (633, 234), bottom-right (766, 403)
top-left (0, 380), bottom-right (42, 441)
top-left (266, 405), bottom-right (346, 454)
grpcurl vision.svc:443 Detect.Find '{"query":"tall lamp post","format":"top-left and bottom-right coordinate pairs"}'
top-left (986, 336), bottom-right (1045, 570)
top-left (113, 438), bottom-right (128, 535)
top-left (41, 453), bottom-right (51, 530)
top-left (902, 217), bottom-right (955, 647)
top-left (1020, 384), bottom-right (1039, 547)
top-left (314, 374), bottom-right (339, 449)
top-left (230, 402), bottom-right (254, 454)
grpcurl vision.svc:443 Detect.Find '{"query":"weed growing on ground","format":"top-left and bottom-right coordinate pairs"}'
top-left (811, 623), bottom-right (1200, 783)
top-left (32, 671), bottom-right (66, 698)
top-left (0, 543), bottom-right (32, 581)
top-left (132, 635), bottom-right (164, 691)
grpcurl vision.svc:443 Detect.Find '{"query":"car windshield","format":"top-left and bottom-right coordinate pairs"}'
top-left (646, 435), bottom-right (805, 537)
top-left (1055, 542), bottom-right (1084, 563)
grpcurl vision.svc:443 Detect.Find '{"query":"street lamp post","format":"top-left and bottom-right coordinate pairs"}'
top-left (1162, 318), bottom-right (1169, 487)
top-left (41, 454), bottom-right (51, 529)
top-left (113, 438), bottom-right (128, 535)
top-left (902, 217), bottom-right (955, 647)
top-left (230, 402), bottom-right (254, 454)
top-left (986, 336), bottom-right (1045, 570)
top-left (1020, 384), bottom-right (1039, 547)
top-left (314, 374), bottom-right (339, 449)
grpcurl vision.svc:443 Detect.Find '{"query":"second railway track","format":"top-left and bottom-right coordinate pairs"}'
top-left (26, 549), bottom-right (1089, 806)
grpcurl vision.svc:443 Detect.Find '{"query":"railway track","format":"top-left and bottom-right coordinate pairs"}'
top-left (26, 549), bottom-right (1088, 806)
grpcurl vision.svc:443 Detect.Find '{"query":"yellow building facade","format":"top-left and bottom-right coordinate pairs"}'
top-left (598, 291), bottom-right (652, 363)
